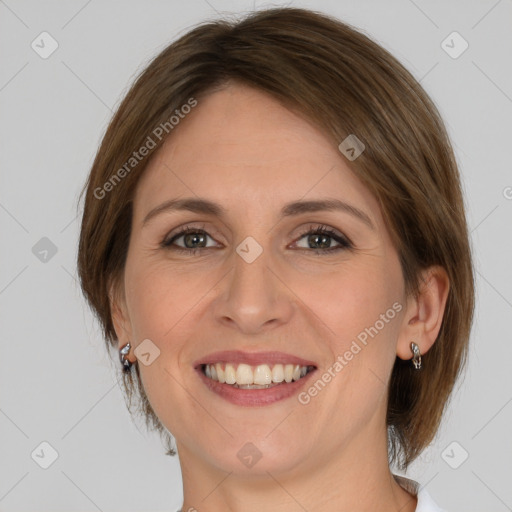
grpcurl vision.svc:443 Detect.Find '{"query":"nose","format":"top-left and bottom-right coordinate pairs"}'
top-left (212, 242), bottom-right (294, 335)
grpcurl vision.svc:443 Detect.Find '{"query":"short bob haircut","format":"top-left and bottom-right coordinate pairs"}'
top-left (77, 7), bottom-right (475, 470)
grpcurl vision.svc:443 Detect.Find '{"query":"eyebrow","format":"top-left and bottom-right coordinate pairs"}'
top-left (142, 197), bottom-right (375, 230)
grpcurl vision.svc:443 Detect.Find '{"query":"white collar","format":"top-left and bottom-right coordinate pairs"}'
top-left (393, 474), bottom-right (446, 512)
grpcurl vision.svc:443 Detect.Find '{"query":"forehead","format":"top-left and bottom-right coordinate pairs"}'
top-left (132, 83), bottom-right (381, 225)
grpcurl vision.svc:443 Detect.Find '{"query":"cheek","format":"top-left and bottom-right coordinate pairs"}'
top-left (295, 258), bottom-right (402, 346)
top-left (124, 257), bottom-right (209, 341)
top-left (296, 260), bottom-right (404, 411)
top-left (123, 262), bottom-right (203, 419)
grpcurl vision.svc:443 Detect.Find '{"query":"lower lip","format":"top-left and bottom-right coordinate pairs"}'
top-left (195, 367), bottom-right (317, 406)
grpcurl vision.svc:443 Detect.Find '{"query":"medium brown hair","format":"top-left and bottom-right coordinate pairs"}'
top-left (77, 7), bottom-right (475, 470)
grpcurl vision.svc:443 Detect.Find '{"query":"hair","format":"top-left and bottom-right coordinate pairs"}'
top-left (77, 6), bottom-right (475, 470)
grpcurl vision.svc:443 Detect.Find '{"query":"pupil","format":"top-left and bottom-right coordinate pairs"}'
top-left (185, 232), bottom-right (205, 248)
top-left (310, 234), bottom-right (329, 249)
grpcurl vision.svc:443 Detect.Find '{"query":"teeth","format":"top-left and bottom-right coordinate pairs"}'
top-left (203, 362), bottom-right (312, 386)
top-left (225, 363), bottom-right (236, 384)
top-left (254, 364), bottom-right (272, 385)
top-left (272, 364), bottom-right (285, 383)
top-left (236, 363), bottom-right (254, 385)
top-left (284, 364), bottom-right (294, 383)
top-left (215, 363), bottom-right (225, 383)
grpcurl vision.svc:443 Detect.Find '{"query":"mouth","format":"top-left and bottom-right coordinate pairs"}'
top-left (199, 362), bottom-right (316, 389)
top-left (192, 350), bottom-right (318, 406)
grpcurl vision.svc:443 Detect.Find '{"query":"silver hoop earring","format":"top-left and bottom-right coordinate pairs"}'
top-left (119, 342), bottom-right (133, 372)
top-left (410, 341), bottom-right (422, 370)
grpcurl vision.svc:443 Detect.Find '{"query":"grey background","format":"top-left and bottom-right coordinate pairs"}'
top-left (1, 0), bottom-right (511, 511)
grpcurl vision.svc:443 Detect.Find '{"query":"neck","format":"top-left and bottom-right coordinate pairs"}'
top-left (175, 413), bottom-right (417, 512)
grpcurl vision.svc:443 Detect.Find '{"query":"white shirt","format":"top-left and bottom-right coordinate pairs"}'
top-left (394, 474), bottom-right (445, 512)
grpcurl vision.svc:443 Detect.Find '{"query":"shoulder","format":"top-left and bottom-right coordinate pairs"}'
top-left (393, 474), bottom-right (447, 512)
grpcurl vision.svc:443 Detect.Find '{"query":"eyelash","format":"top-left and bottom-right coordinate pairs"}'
top-left (161, 223), bottom-right (353, 255)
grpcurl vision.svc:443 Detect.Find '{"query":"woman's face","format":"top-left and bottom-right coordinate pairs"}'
top-left (113, 83), bottom-right (412, 476)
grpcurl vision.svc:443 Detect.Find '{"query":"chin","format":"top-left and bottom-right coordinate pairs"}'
top-left (203, 434), bottom-right (312, 476)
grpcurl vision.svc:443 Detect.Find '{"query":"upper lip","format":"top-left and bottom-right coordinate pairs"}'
top-left (193, 350), bottom-right (317, 368)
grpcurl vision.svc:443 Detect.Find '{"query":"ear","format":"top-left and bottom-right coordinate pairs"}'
top-left (396, 265), bottom-right (450, 361)
top-left (109, 278), bottom-right (136, 364)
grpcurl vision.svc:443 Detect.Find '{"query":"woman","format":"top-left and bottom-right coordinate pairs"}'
top-left (77, 7), bottom-right (474, 511)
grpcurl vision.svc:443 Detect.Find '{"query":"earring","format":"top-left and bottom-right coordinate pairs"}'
top-left (410, 342), bottom-right (422, 370)
top-left (119, 342), bottom-right (133, 372)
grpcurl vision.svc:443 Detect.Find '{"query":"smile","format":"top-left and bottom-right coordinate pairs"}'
top-left (202, 362), bottom-right (316, 389)
top-left (193, 350), bottom-right (318, 405)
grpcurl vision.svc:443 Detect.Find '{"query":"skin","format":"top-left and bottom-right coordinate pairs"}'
top-left (110, 82), bottom-right (450, 512)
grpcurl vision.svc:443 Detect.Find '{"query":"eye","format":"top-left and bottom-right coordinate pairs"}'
top-left (161, 224), bottom-right (217, 254)
top-left (292, 224), bottom-right (353, 254)
top-left (161, 223), bottom-right (353, 255)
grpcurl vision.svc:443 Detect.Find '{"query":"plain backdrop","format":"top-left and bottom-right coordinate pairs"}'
top-left (1, 1), bottom-right (511, 511)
